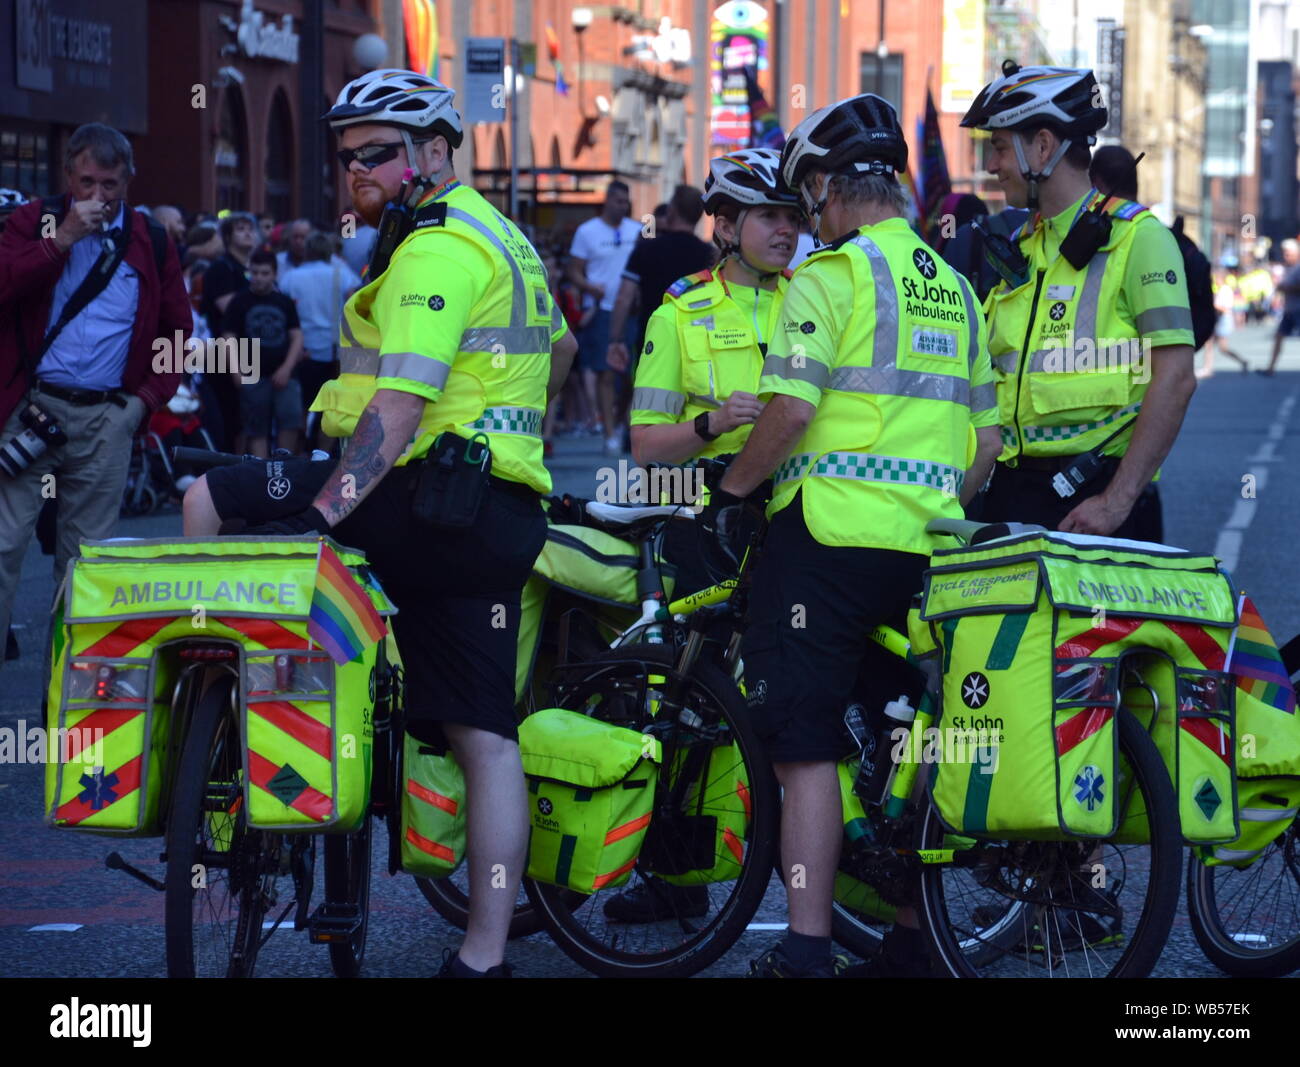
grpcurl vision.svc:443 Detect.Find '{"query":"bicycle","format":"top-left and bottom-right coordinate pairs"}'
top-left (523, 488), bottom-right (1185, 978)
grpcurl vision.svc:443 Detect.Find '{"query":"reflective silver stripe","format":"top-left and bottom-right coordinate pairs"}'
top-left (843, 234), bottom-right (969, 406)
top-left (339, 311), bottom-right (361, 349)
top-left (992, 350), bottom-right (1018, 374)
top-left (955, 271), bottom-right (980, 380)
top-left (686, 392), bottom-right (719, 410)
top-left (458, 325), bottom-right (551, 354)
top-left (338, 346), bottom-right (380, 375)
top-left (1212, 846), bottom-right (1263, 862)
top-left (467, 406), bottom-right (543, 436)
top-left (774, 450), bottom-right (964, 495)
top-left (971, 381), bottom-right (997, 414)
top-left (1021, 401), bottom-right (1141, 444)
top-left (445, 206), bottom-right (528, 327)
top-left (550, 300), bottom-right (565, 335)
top-left (762, 352), bottom-right (831, 390)
top-left (1075, 250), bottom-right (1110, 343)
top-left (378, 352), bottom-right (452, 390)
top-left (631, 387), bottom-right (685, 416)
top-left (1135, 304), bottom-right (1194, 335)
top-left (1240, 806), bottom-right (1299, 822)
top-left (829, 364), bottom-right (968, 403)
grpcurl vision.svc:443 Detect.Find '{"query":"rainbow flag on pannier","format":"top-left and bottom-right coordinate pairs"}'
top-left (310, 543), bottom-right (386, 664)
top-left (1229, 596), bottom-right (1296, 714)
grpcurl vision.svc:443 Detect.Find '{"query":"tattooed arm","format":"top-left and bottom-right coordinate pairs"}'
top-left (311, 389), bottom-right (426, 526)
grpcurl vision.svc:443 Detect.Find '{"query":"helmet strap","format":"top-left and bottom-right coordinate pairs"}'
top-left (1013, 132), bottom-right (1072, 213)
top-left (800, 176), bottom-right (831, 248)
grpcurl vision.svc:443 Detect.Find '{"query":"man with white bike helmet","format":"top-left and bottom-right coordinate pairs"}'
top-left (703, 94), bottom-right (1001, 977)
top-left (960, 61), bottom-right (1195, 539)
top-left (185, 68), bottom-right (578, 977)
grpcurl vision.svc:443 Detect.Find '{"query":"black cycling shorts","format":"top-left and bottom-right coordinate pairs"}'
top-left (980, 460), bottom-right (1163, 543)
top-left (204, 458), bottom-right (546, 743)
top-left (740, 498), bottom-right (929, 763)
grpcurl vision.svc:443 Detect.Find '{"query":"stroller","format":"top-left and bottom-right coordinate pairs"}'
top-left (121, 380), bottom-right (216, 515)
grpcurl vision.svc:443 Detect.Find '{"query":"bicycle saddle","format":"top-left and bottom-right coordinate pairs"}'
top-left (584, 500), bottom-right (697, 528)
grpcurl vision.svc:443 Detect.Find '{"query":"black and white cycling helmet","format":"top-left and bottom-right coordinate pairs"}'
top-left (780, 93), bottom-right (908, 195)
top-left (323, 68), bottom-right (464, 149)
top-left (0, 188), bottom-right (26, 210)
top-left (703, 149), bottom-right (798, 214)
top-left (962, 61), bottom-right (1106, 205)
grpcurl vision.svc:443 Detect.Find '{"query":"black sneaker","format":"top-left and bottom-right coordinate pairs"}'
top-left (839, 925), bottom-right (937, 978)
top-left (436, 948), bottom-right (513, 978)
top-left (602, 876), bottom-right (708, 922)
top-left (749, 942), bottom-right (850, 978)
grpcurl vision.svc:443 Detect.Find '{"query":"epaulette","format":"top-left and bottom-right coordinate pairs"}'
top-left (666, 269), bottom-right (714, 298)
top-left (1083, 191), bottom-right (1148, 221)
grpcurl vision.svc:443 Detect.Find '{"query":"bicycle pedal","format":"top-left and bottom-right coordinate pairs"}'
top-left (308, 903), bottom-right (363, 943)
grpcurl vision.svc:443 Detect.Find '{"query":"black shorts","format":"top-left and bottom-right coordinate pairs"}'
top-left (740, 498), bottom-right (929, 763)
top-left (979, 459), bottom-right (1163, 543)
top-left (205, 458), bottom-right (547, 742)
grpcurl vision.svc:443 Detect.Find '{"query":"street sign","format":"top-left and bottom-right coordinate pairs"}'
top-left (463, 36), bottom-right (506, 124)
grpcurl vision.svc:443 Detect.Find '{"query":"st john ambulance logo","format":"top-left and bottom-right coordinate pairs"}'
top-left (912, 248), bottom-right (937, 279)
top-left (960, 671), bottom-right (990, 709)
top-left (537, 797), bottom-right (553, 816)
top-left (428, 295), bottom-right (445, 310)
top-left (1049, 301), bottom-right (1067, 321)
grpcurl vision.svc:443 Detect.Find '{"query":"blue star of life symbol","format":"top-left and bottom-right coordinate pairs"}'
top-left (78, 766), bottom-right (120, 811)
top-left (1073, 765), bottom-right (1105, 811)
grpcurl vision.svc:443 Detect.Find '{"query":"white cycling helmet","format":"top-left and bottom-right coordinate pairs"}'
top-left (702, 149), bottom-right (799, 214)
top-left (323, 68), bottom-right (464, 148)
top-left (961, 61), bottom-right (1106, 206)
top-left (0, 188), bottom-right (28, 209)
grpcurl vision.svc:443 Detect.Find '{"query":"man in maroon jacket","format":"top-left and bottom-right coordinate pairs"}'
top-left (0, 123), bottom-right (188, 660)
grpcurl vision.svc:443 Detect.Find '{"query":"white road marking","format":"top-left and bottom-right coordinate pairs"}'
top-left (1214, 389), bottom-right (1297, 572)
top-left (28, 923), bottom-right (83, 932)
top-left (745, 923), bottom-right (789, 931)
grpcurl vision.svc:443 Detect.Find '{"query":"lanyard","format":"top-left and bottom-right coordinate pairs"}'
top-left (717, 270), bottom-right (782, 350)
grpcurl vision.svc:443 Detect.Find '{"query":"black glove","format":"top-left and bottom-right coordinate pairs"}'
top-left (545, 493), bottom-right (590, 526)
top-left (243, 506), bottom-right (332, 537)
top-left (698, 488), bottom-right (745, 574)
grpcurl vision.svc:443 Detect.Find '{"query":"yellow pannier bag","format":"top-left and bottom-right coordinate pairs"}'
top-left (520, 707), bottom-right (660, 893)
top-left (913, 531), bottom-right (1238, 843)
top-left (45, 537), bottom-right (394, 835)
top-left (398, 732), bottom-right (467, 877)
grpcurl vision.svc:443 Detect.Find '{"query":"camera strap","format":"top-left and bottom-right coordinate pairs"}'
top-left (14, 212), bottom-right (133, 380)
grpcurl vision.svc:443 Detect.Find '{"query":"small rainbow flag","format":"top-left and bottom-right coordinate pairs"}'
top-left (1228, 595), bottom-right (1296, 715)
top-left (309, 543), bottom-right (387, 665)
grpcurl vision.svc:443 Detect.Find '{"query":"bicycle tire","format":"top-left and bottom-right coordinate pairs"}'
top-left (918, 709), bottom-right (1182, 978)
top-left (324, 817), bottom-right (373, 977)
top-left (414, 874), bottom-right (544, 939)
top-left (524, 644), bottom-right (778, 978)
top-left (165, 669), bottom-right (278, 978)
top-left (1186, 822), bottom-right (1300, 977)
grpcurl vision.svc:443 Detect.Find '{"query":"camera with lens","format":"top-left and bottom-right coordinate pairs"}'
top-left (0, 402), bottom-right (67, 478)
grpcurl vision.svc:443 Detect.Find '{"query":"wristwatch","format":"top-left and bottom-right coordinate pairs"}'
top-left (694, 411), bottom-right (719, 442)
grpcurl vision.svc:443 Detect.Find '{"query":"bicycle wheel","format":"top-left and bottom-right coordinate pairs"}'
top-left (1187, 821), bottom-right (1300, 977)
top-left (165, 669), bottom-right (287, 978)
top-left (918, 709), bottom-right (1182, 978)
top-left (525, 644), bottom-right (778, 977)
top-left (323, 817), bottom-right (372, 977)
top-left (414, 874), bottom-right (544, 939)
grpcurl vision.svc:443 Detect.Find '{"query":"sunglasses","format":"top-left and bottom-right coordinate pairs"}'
top-left (336, 139), bottom-right (431, 170)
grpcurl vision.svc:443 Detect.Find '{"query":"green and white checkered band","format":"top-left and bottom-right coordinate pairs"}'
top-left (774, 451), bottom-right (965, 495)
top-left (467, 406), bottom-right (543, 436)
top-left (1020, 402), bottom-right (1142, 445)
top-left (1001, 425), bottom-right (1018, 448)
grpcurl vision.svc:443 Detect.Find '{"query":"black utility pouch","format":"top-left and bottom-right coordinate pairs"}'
top-left (411, 431), bottom-right (492, 528)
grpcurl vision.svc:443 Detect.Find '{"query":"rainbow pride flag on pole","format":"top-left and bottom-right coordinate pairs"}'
top-left (309, 543), bottom-right (387, 665)
top-left (1228, 595), bottom-right (1296, 715)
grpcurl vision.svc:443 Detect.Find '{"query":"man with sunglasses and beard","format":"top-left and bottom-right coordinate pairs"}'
top-left (183, 70), bottom-right (578, 977)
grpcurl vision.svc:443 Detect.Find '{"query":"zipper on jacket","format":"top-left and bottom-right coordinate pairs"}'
top-left (1011, 268), bottom-right (1047, 463)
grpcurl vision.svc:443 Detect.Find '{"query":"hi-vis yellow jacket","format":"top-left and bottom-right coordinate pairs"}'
top-left (310, 178), bottom-right (567, 493)
top-left (984, 190), bottom-right (1194, 461)
top-left (760, 217), bottom-right (997, 554)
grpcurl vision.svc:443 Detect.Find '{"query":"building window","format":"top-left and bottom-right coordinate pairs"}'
top-left (265, 90), bottom-right (294, 222)
top-left (0, 130), bottom-right (50, 196)
top-left (216, 87), bottom-right (248, 212)
top-left (860, 53), bottom-right (904, 110)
